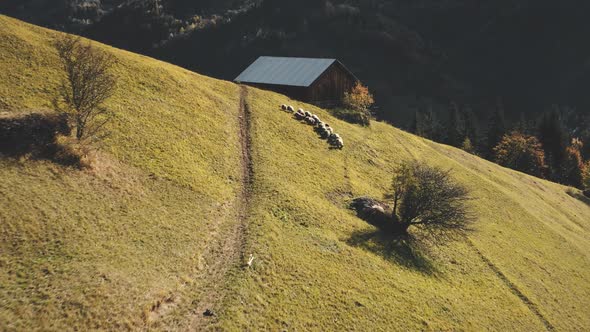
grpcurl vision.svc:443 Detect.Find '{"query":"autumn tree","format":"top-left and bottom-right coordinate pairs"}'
top-left (561, 138), bottom-right (584, 188)
top-left (389, 161), bottom-right (472, 241)
top-left (343, 81), bottom-right (374, 126)
top-left (54, 35), bottom-right (117, 142)
top-left (493, 131), bottom-right (546, 177)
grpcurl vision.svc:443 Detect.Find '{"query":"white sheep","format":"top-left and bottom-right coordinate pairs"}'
top-left (281, 104), bottom-right (287, 110)
top-left (333, 137), bottom-right (344, 149)
top-left (328, 133), bottom-right (343, 149)
top-left (287, 105), bottom-right (295, 112)
top-left (294, 110), bottom-right (305, 120)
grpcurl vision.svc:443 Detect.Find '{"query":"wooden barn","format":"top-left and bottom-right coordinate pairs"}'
top-left (234, 56), bottom-right (358, 106)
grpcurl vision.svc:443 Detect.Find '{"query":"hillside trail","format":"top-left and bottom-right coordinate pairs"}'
top-left (186, 85), bottom-right (252, 330)
top-left (466, 240), bottom-right (555, 331)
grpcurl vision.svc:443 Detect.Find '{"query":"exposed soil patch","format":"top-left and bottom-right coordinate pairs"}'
top-left (187, 85), bottom-right (252, 330)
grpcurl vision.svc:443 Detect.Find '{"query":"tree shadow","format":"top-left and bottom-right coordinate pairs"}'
top-left (566, 189), bottom-right (590, 206)
top-left (0, 111), bottom-right (81, 167)
top-left (346, 228), bottom-right (439, 275)
top-left (348, 197), bottom-right (439, 274)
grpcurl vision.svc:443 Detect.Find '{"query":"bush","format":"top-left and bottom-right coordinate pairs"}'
top-left (328, 108), bottom-right (371, 126)
top-left (388, 160), bottom-right (472, 241)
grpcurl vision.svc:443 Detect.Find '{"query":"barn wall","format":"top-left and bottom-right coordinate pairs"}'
top-left (308, 63), bottom-right (357, 105)
top-left (245, 83), bottom-right (308, 101)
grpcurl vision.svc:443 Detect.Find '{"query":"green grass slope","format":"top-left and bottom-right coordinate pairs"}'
top-left (217, 92), bottom-right (590, 331)
top-left (1, 15), bottom-right (590, 331)
top-left (0, 15), bottom-right (243, 330)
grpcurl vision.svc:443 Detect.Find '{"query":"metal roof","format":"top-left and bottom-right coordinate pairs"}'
top-left (234, 56), bottom-right (340, 87)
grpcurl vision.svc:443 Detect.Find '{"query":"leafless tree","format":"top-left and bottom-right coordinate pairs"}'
top-left (54, 35), bottom-right (116, 142)
top-left (389, 160), bottom-right (473, 241)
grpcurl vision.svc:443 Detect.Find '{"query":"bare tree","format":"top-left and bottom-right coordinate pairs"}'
top-left (389, 161), bottom-right (473, 241)
top-left (54, 35), bottom-right (116, 142)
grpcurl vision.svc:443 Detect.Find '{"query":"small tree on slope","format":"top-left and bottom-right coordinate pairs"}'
top-left (54, 35), bottom-right (117, 142)
top-left (389, 161), bottom-right (472, 242)
top-left (342, 82), bottom-right (374, 126)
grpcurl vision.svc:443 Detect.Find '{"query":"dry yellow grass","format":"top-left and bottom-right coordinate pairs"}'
top-left (1, 15), bottom-right (589, 331)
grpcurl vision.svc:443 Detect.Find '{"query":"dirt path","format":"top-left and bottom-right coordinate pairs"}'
top-left (466, 240), bottom-right (555, 331)
top-left (188, 85), bottom-right (253, 330)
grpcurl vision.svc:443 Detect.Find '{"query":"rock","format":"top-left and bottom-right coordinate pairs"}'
top-left (350, 197), bottom-right (392, 229)
top-left (203, 309), bottom-right (215, 317)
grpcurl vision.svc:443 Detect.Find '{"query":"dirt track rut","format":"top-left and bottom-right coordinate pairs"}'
top-left (189, 85), bottom-right (252, 330)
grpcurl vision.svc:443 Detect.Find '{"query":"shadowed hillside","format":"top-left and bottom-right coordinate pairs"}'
top-left (1, 15), bottom-right (589, 331)
top-left (4, 1), bottom-right (590, 125)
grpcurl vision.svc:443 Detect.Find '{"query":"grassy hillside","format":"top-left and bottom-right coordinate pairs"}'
top-left (0, 15), bottom-right (243, 330)
top-left (1, 15), bottom-right (590, 331)
top-left (214, 89), bottom-right (590, 331)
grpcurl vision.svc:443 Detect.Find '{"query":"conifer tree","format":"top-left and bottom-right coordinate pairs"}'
top-left (446, 101), bottom-right (463, 147)
top-left (414, 105), bottom-right (441, 141)
top-left (462, 105), bottom-right (478, 150)
top-left (537, 108), bottom-right (567, 181)
top-left (486, 99), bottom-right (507, 158)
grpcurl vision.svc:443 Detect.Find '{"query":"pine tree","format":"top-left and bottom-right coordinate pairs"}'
top-left (537, 108), bottom-right (567, 181)
top-left (578, 114), bottom-right (590, 160)
top-left (461, 137), bottom-right (475, 154)
top-left (414, 105), bottom-right (441, 141)
top-left (514, 112), bottom-right (532, 135)
top-left (446, 101), bottom-right (463, 147)
top-left (462, 105), bottom-right (478, 150)
top-left (486, 99), bottom-right (507, 158)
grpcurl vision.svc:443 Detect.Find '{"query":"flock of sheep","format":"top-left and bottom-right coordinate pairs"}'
top-left (280, 104), bottom-right (344, 149)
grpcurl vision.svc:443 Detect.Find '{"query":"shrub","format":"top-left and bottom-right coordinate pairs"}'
top-left (493, 131), bottom-right (546, 177)
top-left (388, 160), bottom-right (472, 241)
top-left (328, 108), bottom-right (371, 126)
